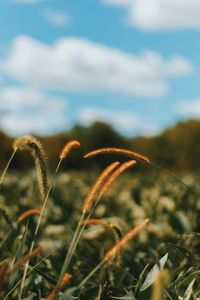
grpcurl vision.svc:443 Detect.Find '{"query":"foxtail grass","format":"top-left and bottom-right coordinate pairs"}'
top-left (84, 147), bottom-right (150, 163)
top-left (81, 218), bottom-right (120, 244)
top-left (82, 161), bottom-right (120, 213)
top-left (84, 147), bottom-right (199, 196)
top-left (45, 273), bottom-right (72, 300)
top-left (56, 160), bottom-right (137, 297)
top-left (17, 209), bottom-right (42, 222)
top-left (13, 135), bottom-right (48, 198)
top-left (78, 218), bottom-right (149, 289)
top-left (100, 160), bottom-right (136, 196)
top-left (19, 140), bottom-right (80, 299)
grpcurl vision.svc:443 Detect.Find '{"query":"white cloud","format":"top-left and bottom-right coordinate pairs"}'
top-left (0, 86), bottom-right (68, 135)
top-left (43, 9), bottom-right (70, 27)
top-left (1, 35), bottom-right (194, 97)
top-left (176, 99), bottom-right (200, 118)
top-left (77, 107), bottom-right (158, 136)
top-left (102, 0), bottom-right (200, 31)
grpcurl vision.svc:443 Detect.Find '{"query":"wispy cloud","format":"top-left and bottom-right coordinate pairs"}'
top-left (176, 99), bottom-right (200, 118)
top-left (43, 9), bottom-right (70, 27)
top-left (102, 0), bottom-right (200, 31)
top-left (1, 35), bottom-right (194, 97)
top-left (77, 107), bottom-right (158, 136)
top-left (0, 86), bottom-right (68, 135)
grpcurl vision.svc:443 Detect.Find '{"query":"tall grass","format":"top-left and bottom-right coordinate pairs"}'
top-left (0, 138), bottom-right (199, 299)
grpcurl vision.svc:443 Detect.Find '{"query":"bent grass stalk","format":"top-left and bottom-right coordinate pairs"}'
top-left (56, 161), bottom-right (137, 295)
top-left (1, 135), bottom-right (48, 231)
top-left (55, 162), bottom-right (120, 294)
top-left (84, 147), bottom-right (199, 196)
top-left (81, 218), bottom-right (122, 265)
top-left (84, 147), bottom-right (150, 163)
top-left (81, 218), bottom-right (119, 240)
top-left (17, 209), bottom-right (43, 222)
top-left (13, 135), bottom-right (49, 198)
top-left (78, 218), bottom-right (149, 289)
top-left (19, 140), bottom-right (80, 300)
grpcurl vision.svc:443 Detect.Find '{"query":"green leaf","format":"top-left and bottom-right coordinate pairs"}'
top-left (140, 253), bottom-right (168, 291)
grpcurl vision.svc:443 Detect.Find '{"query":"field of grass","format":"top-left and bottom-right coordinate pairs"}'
top-left (1, 161), bottom-right (200, 299)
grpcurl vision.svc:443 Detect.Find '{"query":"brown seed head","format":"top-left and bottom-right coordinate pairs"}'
top-left (84, 147), bottom-right (150, 163)
top-left (82, 161), bottom-right (120, 213)
top-left (60, 273), bottom-right (72, 289)
top-left (45, 273), bottom-right (72, 300)
top-left (81, 219), bottom-right (116, 235)
top-left (59, 140), bottom-right (80, 159)
top-left (100, 160), bottom-right (137, 196)
top-left (104, 218), bottom-right (149, 261)
top-left (17, 209), bottom-right (43, 222)
top-left (13, 135), bottom-right (48, 198)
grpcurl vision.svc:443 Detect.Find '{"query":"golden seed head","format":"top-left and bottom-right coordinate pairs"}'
top-left (84, 147), bottom-right (150, 163)
top-left (104, 218), bottom-right (149, 261)
top-left (17, 209), bottom-right (42, 222)
top-left (45, 273), bottom-right (72, 300)
top-left (82, 218), bottom-right (116, 234)
top-left (82, 161), bottom-right (120, 213)
top-left (100, 160), bottom-right (137, 197)
top-left (13, 135), bottom-right (48, 198)
top-left (59, 140), bottom-right (81, 159)
top-left (60, 273), bottom-right (72, 289)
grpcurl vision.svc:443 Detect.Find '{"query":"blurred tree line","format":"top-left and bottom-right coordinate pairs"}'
top-left (0, 119), bottom-right (200, 173)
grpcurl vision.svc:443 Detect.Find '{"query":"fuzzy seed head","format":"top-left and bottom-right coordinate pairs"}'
top-left (84, 147), bottom-right (150, 163)
top-left (17, 209), bottom-right (42, 222)
top-left (82, 161), bottom-right (120, 213)
top-left (104, 218), bottom-right (149, 261)
top-left (45, 273), bottom-right (72, 300)
top-left (82, 219), bottom-right (116, 235)
top-left (59, 140), bottom-right (80, 159)
top-left (13, 135), bottom-right (48, 198)
top-left (100, 160), bottom-right (137, 196)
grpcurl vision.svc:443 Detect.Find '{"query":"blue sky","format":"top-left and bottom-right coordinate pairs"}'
top-left (0, 0), bottom-right (200, 136)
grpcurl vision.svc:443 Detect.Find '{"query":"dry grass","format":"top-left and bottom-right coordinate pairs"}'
top-left (0, 135), bottom-right (199, 299)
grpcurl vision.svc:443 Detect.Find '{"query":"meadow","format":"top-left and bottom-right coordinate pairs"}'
top-left (0, 136), bottom-right (200, 300)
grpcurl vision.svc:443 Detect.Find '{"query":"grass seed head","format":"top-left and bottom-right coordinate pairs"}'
top-left (82, 218), bottom-right (117, 236)
top-left (13, 135), bottom-right (48, 198)
top-left (82, 161), bottom-right (120, 213)
top-left (45, 273), bottom-right (72, 300)
top-left (104, 218), bottom-right (150, 261)
top-left (59, 140), bottom-right (81, 159)
top-left (17, 209), bottom-right (42, 222)
top-left (100, 160), bottom-right (137, 196)
top-left (84, 147), bottom-right (150, 163)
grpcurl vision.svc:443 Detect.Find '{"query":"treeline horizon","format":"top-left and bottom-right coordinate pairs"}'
top-left (0, 119), bottom-right (200, 173)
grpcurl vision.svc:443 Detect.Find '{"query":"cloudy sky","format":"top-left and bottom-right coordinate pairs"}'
top-left (0, 0), bottom-right (200, 136)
